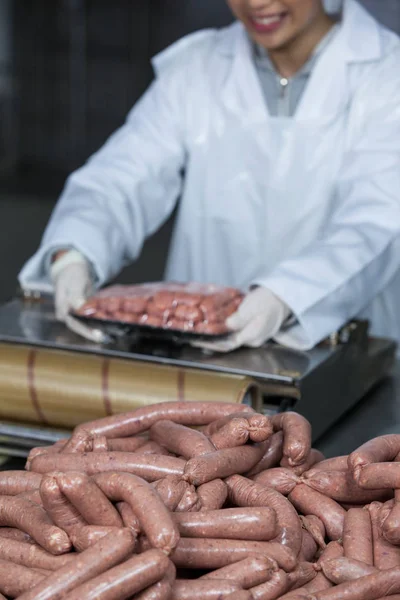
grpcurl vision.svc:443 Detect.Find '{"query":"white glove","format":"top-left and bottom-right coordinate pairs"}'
top-left (50, 250), bottom-right (93, 321)
top-left (193, 287), bottom-right (291, 353)
top-left (50, 250), bottom-right (107, 344)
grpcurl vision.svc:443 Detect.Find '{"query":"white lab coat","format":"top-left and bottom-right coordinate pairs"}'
top-left (19, 0), bottom-right (400, 351)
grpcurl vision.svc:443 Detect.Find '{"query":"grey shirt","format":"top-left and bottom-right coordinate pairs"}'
top-left (252, 23), bottom-right (340, 331)
top-left (253, 24), bottom-right (340, 117)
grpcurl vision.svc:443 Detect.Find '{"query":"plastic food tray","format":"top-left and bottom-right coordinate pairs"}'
top-left (73, 313), bottom-right (231, 343)
top-left (73, 282), bottom-right (244, 343)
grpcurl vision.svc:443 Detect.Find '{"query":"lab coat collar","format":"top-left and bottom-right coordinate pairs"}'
top-left (341, 0), bottom-right (382, 62)
top-left (217, 0), bottom-right (382, 121)
top-left (217, 0), bottom-right (382, 64)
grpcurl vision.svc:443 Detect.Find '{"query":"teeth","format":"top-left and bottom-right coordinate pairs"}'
top-left (254, 15), bottom-right (282, 25)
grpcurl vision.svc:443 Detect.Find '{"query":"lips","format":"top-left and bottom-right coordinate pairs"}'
top-left (249, 12), bottom-right (288, 34)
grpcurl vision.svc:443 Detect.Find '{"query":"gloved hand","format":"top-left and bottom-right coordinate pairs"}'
top-left (50, 250), bottom-right (93, 321)
top-left (192, 287), bottom-right (291, 353)
top-left (50, 250), bottom-right (107, 344)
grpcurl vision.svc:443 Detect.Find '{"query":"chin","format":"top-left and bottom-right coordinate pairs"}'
top-left (251, 31), bottom-right (293, 51)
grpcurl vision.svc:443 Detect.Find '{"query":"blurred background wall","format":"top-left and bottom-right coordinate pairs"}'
top-left (0, 0), bottom-right (398, 301)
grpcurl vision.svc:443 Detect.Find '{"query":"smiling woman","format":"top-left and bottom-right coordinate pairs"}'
top-left (226, 0), bottom-right (336, 75)
top-left (19, 0), bottom-right (400, 356)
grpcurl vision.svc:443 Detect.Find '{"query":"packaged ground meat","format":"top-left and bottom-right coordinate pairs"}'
top-left (74, 282), bottom-right (244, 337)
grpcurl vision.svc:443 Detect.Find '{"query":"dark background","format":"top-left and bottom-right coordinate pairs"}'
top-left (0, 0), bottom-right (399, 302)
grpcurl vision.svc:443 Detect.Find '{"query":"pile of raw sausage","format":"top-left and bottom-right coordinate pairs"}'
top-left (1, 401), bottom-right (400, 599)
top-left (75, 282), bottom-right (244, 334)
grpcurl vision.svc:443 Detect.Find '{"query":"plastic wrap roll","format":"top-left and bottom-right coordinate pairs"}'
top-left (0, 343), bottom-right (255, 428)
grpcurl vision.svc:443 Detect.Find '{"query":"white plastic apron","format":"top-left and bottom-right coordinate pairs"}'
top-left (165, 26), bottom-right (349, 292)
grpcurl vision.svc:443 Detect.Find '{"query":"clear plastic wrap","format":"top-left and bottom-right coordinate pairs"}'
top-left (74, 282), bottom-right (244, 337)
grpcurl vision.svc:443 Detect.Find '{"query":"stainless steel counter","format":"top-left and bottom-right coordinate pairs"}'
top-left (0, 296), bottom-right (396, 448)
top-left (0, 297), bottom-right (338, 385)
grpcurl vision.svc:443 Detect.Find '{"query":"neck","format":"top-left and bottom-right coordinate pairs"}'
top-left (268, 13), bottom-right (335, 78)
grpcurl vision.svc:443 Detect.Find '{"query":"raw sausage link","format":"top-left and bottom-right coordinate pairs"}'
top-left (92, 435), bottom-right (108, 452)
top-left (108, 436), bottom-right (147, 452)
top-left (281, 449), bottom-right (325, 476)
top-left (209, 418), bottom-right (250, 449)
top-left (153, 476), bottom-right (189, 511)
top-left (306, 456), bottom-right (349, 476)
top-left (312, 566), bottom-right (400, 600)
top-left (150, 420), bottom-right (215, 458)
top-left (276, 592), bottom-right (312, 600)
top-left (253, 467), bottom-right (300, 496)
top-left (369, 501), bottom-right (400, 569)
top-left (171, 579), bottom-right (242, 599)
top-left (134, 441), bottom-right (172, 456)
top-left (0, 536), bottom-right (75, 570)
top-left (135, 580), bottom-right (172, 600)
top-left (226, 475), bottom-right (302, 554)
top-left (173, 507), bottom-right (277, 541)
top-left (317, 542), bottom-right (346, 567)
top-left (357, 462), bottom-right (400, 489)
top-left (306, 572), bottom-right (334, 593)
top-left (303, 470), bottom-right (390, 503)
top-left (300, 516), bottom-right (326, 549)
top-left (134, 561), bottom-right (176, 600)
top-left (175, 485), bottom-right (200, 513)
top-left (382, 488), bottom-right (400, 544)
top-left (305, 542), bottom-right (344, 593)
top-left (63, 549), bottom-right (170, 600)
top-left (0, 495), bottom-right (70, 555)
top-left (31, 452), bottom-right (186, 481)
top-left (0, 558), bottom-right (45, 597)
top-left (25, 447), bottom-right (49, 470)
top-left (321, 557), bottom-right (377, 584)
top-left (169, 537), bottom-right (296, 571)
top-left (18, 489), bottom-right (43, 505)
top-left (288, 562), bottom-right (317, 590)
top-left (378, 498), bottom-right (395, 529)
top-left (204, 413), bottom-right (272, 443)
top-left (116, 501), bottom-right (141, 534)
top-left (0, 471), bottom-right (42, 494)
top-left (17, 528), bottom-right (136, 600)
top-left (70, 402), bottom-right (252, 444)
top-left (184, 443), bottom-right (267, 485)
top-left (250, 569), bottom-right (290, 600)
top-left (0, 527), bottom-right (33, 543)
top-left (62, 429), bottom-right (93, 453)
top-left (271, 412), bottom-right (312, 466)
top-left (198, 479), bottom-right (228, 511)
top-left (349, 435), bottom-right (400, 473)
top-left (199, 555), bottom-right (277, 588)
top-left (203, 412), bottom-right (256, 437)
top-left (58, 471), bottom-right (123, 527)
top-left (39, 473), bottom-right (88, 534)
top-left (70, 525), bottom-right (123, 551)
top-left (247, 414), bottom-right (274, 443)
top-left (288, 484), bottom-right (346, 541)
top-left (299, 531), bottom-right (318, 562)
top-left (94, 472), bottom-right (180, 554)
top-left (342, 508), bottom-right (373, 565)
top-left (246, 431), bottom-right (284, 477)
top-left (224, 593), bottom-right (252, 600)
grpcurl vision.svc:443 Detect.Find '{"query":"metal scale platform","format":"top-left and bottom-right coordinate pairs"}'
top-left (0, 296), bottom-right (395, 451)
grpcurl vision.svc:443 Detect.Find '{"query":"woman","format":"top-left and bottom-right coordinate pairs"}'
top-left (19, 0), bottom-right (400, 352)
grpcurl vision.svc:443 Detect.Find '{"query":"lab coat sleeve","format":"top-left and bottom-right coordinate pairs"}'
top-left (256, 55), bottom-right (400, 350)
top-left (18, 68), bottom-right (187, 290)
